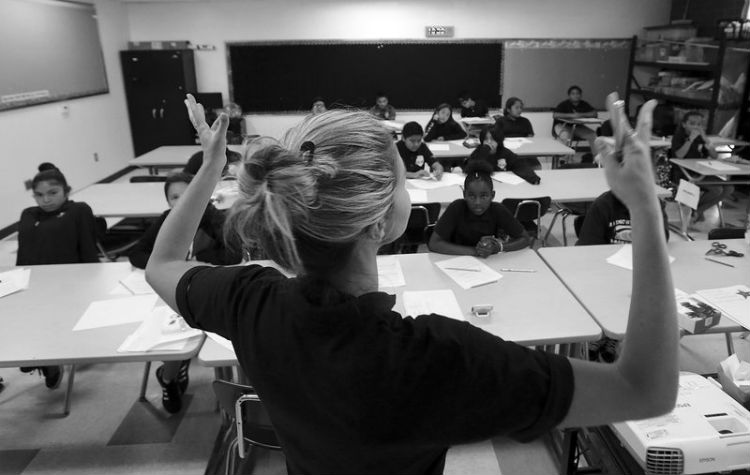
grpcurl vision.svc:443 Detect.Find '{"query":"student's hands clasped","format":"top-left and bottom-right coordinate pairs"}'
top-left (476, 236), bottom-right (501, 258)
top-left (596, 93), bottom-right (658, 214)
top-left (184, 94), bottom-right (229, 170)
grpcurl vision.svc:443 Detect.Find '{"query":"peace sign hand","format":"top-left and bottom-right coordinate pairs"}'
top-left (184, 94), bottom-right (229, 171)
top-left (596, 93), bottom-right (658, 214)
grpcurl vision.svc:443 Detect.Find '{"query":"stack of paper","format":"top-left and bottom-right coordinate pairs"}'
top-left (402, 289), bottom-right (464, 321)
top-left (696, 285), bottom-right (750, 330)
top-left (435, 256), bottom-right (502, 289)
top-left (377, 256), bottom-right (406, 288)
top-left (73, 294), bottom-right (158, 331)
top-left (118, 306), bottom-right (203, 353)
top-left (606, 244), bottom-right (675, 270)
top-left (0, 268), bottom-right (31, 298)
top-left (491, 172), bottom-right (525, 185)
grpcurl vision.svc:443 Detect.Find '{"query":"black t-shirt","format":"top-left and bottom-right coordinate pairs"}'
top-left (424, 119), bottom-right (467, 142)
top-left (576, 191), bottom-right (670, 245)
top-left (553, 99), bottom-right (595, 127)
top-left (499, 116), bottom-right (534, 137)
top-left (671, 129), bottom-right (710, 158)
top-left (176, 265), bottom-right (574, 474)
top-left (396, 141), bottom-right (436, 173)
top-left (434, 200), bottom-right (526, 246)
top-left (17, 200), bottom-right (99, 265)
top-left (460, 101), bottom-right (489, 118)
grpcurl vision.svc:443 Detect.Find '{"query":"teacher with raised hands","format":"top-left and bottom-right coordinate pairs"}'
top-left (145, 93), bottom-right (677, 474)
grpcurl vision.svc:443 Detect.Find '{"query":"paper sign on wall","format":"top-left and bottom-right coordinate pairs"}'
top-left (675, 179), bottom-right (700, 210)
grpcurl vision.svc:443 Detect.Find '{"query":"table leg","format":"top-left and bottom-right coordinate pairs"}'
top-left (63, 364), bottom-right (76, 416)
top-left (139, 361), bottom-right (151, 401)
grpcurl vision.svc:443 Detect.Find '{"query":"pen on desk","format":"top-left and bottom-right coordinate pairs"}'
top-left (444, 267), bottom-right (480, 272)
top-left (499, 268), bottom-right (537, 273)
top-left (704, 257), bottom-right (734, 268)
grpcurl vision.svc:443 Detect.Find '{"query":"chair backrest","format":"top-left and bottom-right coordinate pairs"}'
top-left (212, 380), bottom-right (281, 458)
top-left (420, 202), bottom-right (441, 224)
top-left (406, 205), bottom-right (430, 230)
top-left (424, 223), bottom-right (435, 245)
top-left (501, 197), bottom-right (552, 240)
top-left (707, 227), bottom-right (745, 240)
top-left (130, 175), bottom-right (167, 183)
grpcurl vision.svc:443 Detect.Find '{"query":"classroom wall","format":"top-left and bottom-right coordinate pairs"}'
top-left (0, 0), bottom-right (133, 229)
top-left (126, 0), bottom-right (672, 110)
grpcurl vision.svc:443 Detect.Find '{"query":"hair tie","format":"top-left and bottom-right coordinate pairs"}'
top-left (300, 141), bottom-right (316, 165)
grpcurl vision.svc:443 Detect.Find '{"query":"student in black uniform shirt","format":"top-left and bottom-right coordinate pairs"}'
top-left (424, 103), bottom-right (467, 142)
top-left (553, 85), bottom-right (598, 157)
top-left (395, 121), bottom-right (444, 179)
top-left (144, 94), bottom-right (678, 474)
top-left (499, 97), bottom-right (534, 137)
top-left (369, 92), bottom-right (397, 120)
top-left (128, 171), bottom-right (241, 413)
top-left (577, 191), bottom-right (670, 246)
top-left (429, 160), bottom-right (529, 256)
top-left (17, 163), bottom-right (99, 389)
top-left (465, 124), bottom-right (540, 183)
top-left (458, 91), bottom-right (489, 118)
top-left (671, 110), bottom-right (733, 223)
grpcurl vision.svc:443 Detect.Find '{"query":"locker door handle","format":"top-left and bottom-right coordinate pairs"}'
top-left (159, 107), bottom-right (164, 119)
top-left (152, 108), bottom-right (157, 119)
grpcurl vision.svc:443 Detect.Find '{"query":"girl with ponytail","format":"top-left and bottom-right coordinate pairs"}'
top-left (144, 94), bottom-right (679, 474)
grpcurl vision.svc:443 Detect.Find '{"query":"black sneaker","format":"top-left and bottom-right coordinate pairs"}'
top-left (177, 359), bottom-right (191, 394)
top-left (599, 338), bottom-right (620, 363)
top-left (41, 366), bottom-right (64, 390)
top-left (587, 338), bottom-right (603, 361)
top-left (20, 367), bottom-right (37, 373)
top-left (156, 365), bottom-right (182, 414)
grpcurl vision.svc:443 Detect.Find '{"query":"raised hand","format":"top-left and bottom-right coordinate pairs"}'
top-left (596, 94), bottom-right (658, 214)
top-left (184, 94), bottom-right (229, 170)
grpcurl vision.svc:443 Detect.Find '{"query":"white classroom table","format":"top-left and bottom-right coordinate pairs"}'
top-left (72, 182), bottom-right (166, 218)
top-left (407, 168), bottom-right (671, 205)
top-left (0, 262), bottom-right (204, 413)
top-left (128, 144), bottom-right (244, 173)
top-left (538, 239), bottom-right (748, 342)
top-left (197, 250), bottom-right (601, 367)
top-left (428, 137), bottom-right (574, 161)
top-left (670, 158), bottom-right (750, 186)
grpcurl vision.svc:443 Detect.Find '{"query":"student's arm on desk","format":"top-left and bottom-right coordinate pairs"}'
top-left (428, 230), bottom-right (477, 256)
top-left (146, 96), bottom-right (229, 310)
top-left (559, 98), bottom-right (678, 428)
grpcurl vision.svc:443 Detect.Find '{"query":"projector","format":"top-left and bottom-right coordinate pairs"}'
top-left (610, 373), bottom-right (750, 475)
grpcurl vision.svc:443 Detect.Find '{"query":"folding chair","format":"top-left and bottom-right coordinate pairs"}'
top-left (707, 227), bottom-right (745, 240)
top-left (501, 197), bottom-right (552, 246)
top-left (212, 380), bottom-right (282, 475)
top-left (395, 203), bottom-right (440, 253)
top-left (544, 163), bottom-right (596, 245)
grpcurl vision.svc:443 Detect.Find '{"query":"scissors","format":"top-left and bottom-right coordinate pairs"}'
top-left (705, 242), bottom-right (744, 257)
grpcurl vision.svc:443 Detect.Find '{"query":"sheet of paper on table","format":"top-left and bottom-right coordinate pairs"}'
top-left (206, 332), bottom-right (235, 352)
top-left (118, 306), bottom-right (203, 352)
top-left (0, 268), bottom-right (31, 299)
top-left (491, 172), bottom-right (525, 185)
top-left (119, 269), bottom-right (155, 295)
top-left (606, 244), bottom-right (675, 271)
top-left (377, 255), bottom-right (406, 288)
top-left (402, 289), bottom-right (464, 321)
top-left (427, 143), bottom-right (450, 152)
top-left (697, 285), bottom-right (750, 330)
top-left (503, 137), bottom-right (532, 150)
top-left (696, 160), bottom-right (739, 172)
top-left (435, 256), bottom-right (502, 289)
top-left (74, 294), bottom-right (158, 331)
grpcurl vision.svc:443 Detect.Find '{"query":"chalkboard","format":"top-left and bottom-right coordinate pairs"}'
top-left (228, 41), bottom-right (503, 112)
top-left (0, 0), bottom-right (108, 111)
top-left (502, 39), bottom-right (632, 110)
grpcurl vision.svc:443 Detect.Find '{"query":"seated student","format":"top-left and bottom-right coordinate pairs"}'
top-left (576, 189), bottom-right (670, 363)
top-left (311, 96), bottom-right (327, 115)
top-left (424, 103), bottom-right (468, 142)
top-left (128, 172), bottom-right (241, 413)
top-left (145, 95), bottom-right (677, 474)
top-left (553, 85), bottom-right (598, 161)
top-left (429, 160), bottom-right (530, 256)
top-left (17, 163), bottom-right (100, 389)
top-left (458, 91), bottom-right (489, 118)
top-left (223, 102), bottom-right (245, 145)
top-left (499, 97), bottom-right (534, 138)
top-left (369, 92), bottom-right (397, 120)
top-left (396, 121), bottom-right (444, 180)
top-left (184, 148), bottom-right (242, 177)
top-left (671, 110), bottom-right (734, 223)
top-left (465, 125), bottom-right (540, 183)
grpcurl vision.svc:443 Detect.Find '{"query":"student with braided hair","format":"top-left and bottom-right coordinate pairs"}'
top-left (144, 94), bottom-right (678, 474)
